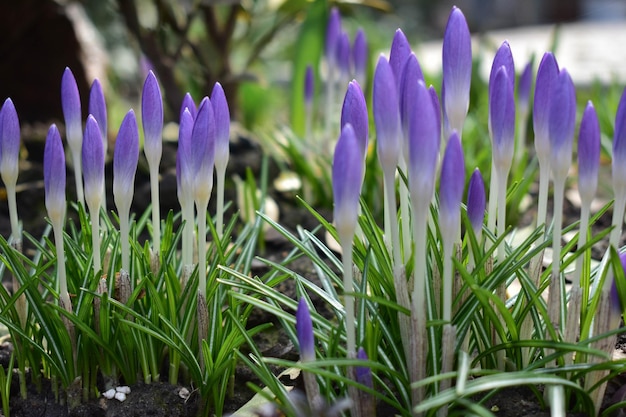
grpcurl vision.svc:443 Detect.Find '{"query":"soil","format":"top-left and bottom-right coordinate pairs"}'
top-left (1, 129), bottom-right (625, 416)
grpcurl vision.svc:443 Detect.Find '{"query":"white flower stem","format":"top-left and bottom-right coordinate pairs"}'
top-left (149, 164), bottom-right (161, 254)
top-left (196, 197), bottom-right (209, 300)
top-left (383, 167), bottom-right (401, 268)
top-left (119, 211), bottom-right (131, 274)
top-left (548, 177), bottom-right (565, 335)
top-left (487, 168), bottom-right (498, 245)
top-left (398, 160), bottom-right (412, 262)
top-left (70, 148), bottom-right (85, 207)
top-left (339, 232), bottom-right (356, 360)
top-left (216, 168), bottom-right (226, 239)
top-left (90, 205), bottom-right (101, 274)
top-left (7, 184), bottom-right (19, 241)
top-left (496, 165), bottom-right (510, 265)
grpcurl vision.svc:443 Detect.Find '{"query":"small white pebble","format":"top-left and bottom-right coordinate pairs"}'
top-left (178, 387), bottom-right (190, 400)
top-left (103, 389), bottom-right (116, 399)
top-left (114, 392), bottom-right (127, 402)
top-left (116, 386), bottom-right (131, 394)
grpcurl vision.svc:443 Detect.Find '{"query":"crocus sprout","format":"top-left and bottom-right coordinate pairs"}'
top-left (141, 71), bottom-right (164, 255)
top-left (82, 115), bottom-right (105, 274)
top-left (44, 124), bottom-right (71, 312)
top-left (340, 80), bottom-right (368, 161)
top-left (88, 79), bottom-right (108, 214)
top-left (0, 98), bottom-right (21, 241)
top-left (211, 82), bottom-right (231, 239)
top-left (353, 29), bottom-right (368, 86)
top-left (61, 67), bottom-right (85, 207)
top-left (113, 110), bottom-right (140, 274)
top-left (467, 168), bottom-right (486, 270)
top-left (488, 65), bottom-right (516, 264)
top-left (176, 108), bottom-right (195, 276)
top-left (609, 87), bottom-right (626, 261)
top-left (547, 68), bottom-right (576, 333)
top-left (442, 6), bottom-right (472, 138)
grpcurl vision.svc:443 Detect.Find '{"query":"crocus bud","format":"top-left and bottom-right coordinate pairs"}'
top-left (340, 81), bottom-right (368, 159)
top-left (44, 124), bottom-right (66, 225)
top-left (211, 82), bottom-right (230, 175)
top-left (374, 55), bottom-right (400, 171)
top-left (467, 168), bottom-right (486, 236)
top-left (113, 110), bottom-right (139, 214)
top-left (355, 347), bottom-right (373, 389)
top-left (82, 115), bottom-right (104, 211)
top-left (439, 132), bottom-right (465, 237)
top-left (333, 123), bottom-right (364, 240)
top-left (429, 85), bottom-right (442, 140)
top-left (613, 88), bottom-right (626, 193)
top-left (389, 29), bottom-right (414, 93)
top-left (408, 81), bottom-right (440, 200)
top-left (399, 53), bottom-right (425, 140)
top-left (533, 53), bottom-right (559, 158)
top-left (304, 65), bottom-right (314, 106)
top-left (578, 101), bottom-right (600, 205)
top-left (191, 97), bottom-right (216, 205)
top-left (518, 58), bottom-right (533, 113)
top-left (442, 6), bottom-right (472, 135)
top-left (489, 66), bottom-right (516, 173)
top-left (325, 7), bottom-right (342, 67)
top-left (489, 41), bottom-right (515, 99)
top-left (88, 79), bottom-right (107, 150)
top-left (296, 298), bottom-right (315, 362)
top-left (337, 31), bottom-right (351, 79)
top-left (142, 71), bottom-right (163, 169)
top-left (180, 93), bottom-right (197, 121)
top-left (61, 67), bottom-right (82, 149)
top-left (176, 109), bottom-right (194, 204)
top-left (0, 98), bottom-right (20, 187)
top-left (548, 69), bottom-right (576, 181)
top-left (353, 28), bottom-right (368, 85)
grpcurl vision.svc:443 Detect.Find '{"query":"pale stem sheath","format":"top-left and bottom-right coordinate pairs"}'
top-left (52, 221), bottom-right (70, 309)
top-left (339, 232), bottom-right (356, 359)
top-left (216, 168), bottom-right (226, 239)
top-left (70, 147), bottom-right (85, 207)
top-left (398, 159), bottom-right (412, 262)
top-left (119, 211), bottom-right (131, 273)
top-left (383, 166), bottom-right (402, 268)
top-left (90, 207), bottom-right (101, 274)
top-left (196, 197), bottom-right (209, 299)
top-left (487, 172), bottom-right (498, 249)
top-left (496, 166), bottom-right (509, 265)
top-left (149, 163), bottom-right (161, 253)
top-left (182, 203), bottom-right (194, 268)
top-left (548, 178), bottom-right (565, 333)
top-left (572, 203), bottom-right (591, 289)
top-left (7, 184), bottom-right (19, 241)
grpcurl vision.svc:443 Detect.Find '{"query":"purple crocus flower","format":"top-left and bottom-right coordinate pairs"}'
top-left (191, 97), bottom-right (216, 204)
top-left (0, 98), bottom-right (20, 186)
top-left (548, 69), bottom-right (576, 180)
top-left (399, 53), bottom-right (426, 142)
top-left (442, 6), bottom-right (472, 135)
top-left (113, 110), bottom-right (139, 212)
top-left (439, 132), bottom-right (465, 233)
top-left (578, 101), bottom-right (600, 205)
top-left (389, 29), bottom-right (414, 93)
top-left (211, 82), bottom-right (230, 175)
top-left (325, 7), bottom-right (342, 67)
top-left (355, 347), bottom-right (373, 389)
top-left (296, 298), bottom-right (315, 362)
top-left (533, 53), bottom-right (559, 157)
top-left (304, 65), bottom-right (314, 105)
top-left (489, 41), bottom-right (515, 98)
top-left (337, 31), bottom-right (351, 79)
top-left (180, 93), bottom-right (197, 121)
top-left (82, 115), bottom-right (104, 210)
top-left (142, 71), bottom-right (163, 167)
top-left (61, 67), bottom-right (82, 147)
top-left (408, 81), bottom-right (440, 199)
top-left (613, 88), bottom-right (626, 192)
top-left (353, 28), bottom-right (368, 85)
top-left (340, 81), bottom-right (368, 159)
top-left (489, 66), bottom-right (516, 172)
top-left (333, 123), bottom-right (364, 239)
top-left (518, 58), bottom-right (533, 113)
top-left (467, 168), bottom-right (486, 236)
top-left (429, 85), bottom-right (442, 140)
top-left (44, 124), bottom-right (66, 224)
top-left (176, 108), bottom-right (195, 203)
top-left (89, 79), bottom-right (107, 149)
top-left (374, 55), bottom-right (400, 171)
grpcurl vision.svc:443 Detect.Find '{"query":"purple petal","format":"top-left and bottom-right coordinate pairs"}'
top-left (82, 115), bottom-right (104, 208)
top-left (333, 123), bottom-right (364, 237)
top-left (356, 347), bottom-right (373, 389)
top-left (408, 81), bottom-right (440, 200)
top-left (489, 66), bottom-right (516, 169)
top-left (304, 65), bottom-right (314, 104)
top-left (113, 110), bottom-right (139, 210)
top-left (518, 58), bottom-right (534, 111)
top-left (548, 69), bottom-right (576, 179)
top-left (533, 53), bottom-right (559, 156)
top-left (337, 31), bottom-right (351, 78)
top-left (61, 67), bottom-right (83, 147)
top-left (489, 41), bottom-right (515, 99)
top-left (296, 298), bottom-right (315, 362)
top-left (439, 132), bottom-right (465, 226)
top-left (191, 97), bottom-right (216, 202)
top-left (211, 82), bottom-right (230, 171)
top-left (325, 7), bottom-right (342, 66)
top-left (44, 124), bottom-right (66, 220)
top-left (180, 93), bottom-right (197, 121)
top-left (177, 109), bottom-right (194, 203)
top-left (141, 71), bottom-right (163, 164)
top-left (399, 54), bottom-right (426, 161)
top-left (613, 87), bottom-right (626, 186)
top-left (467, 168), bottom-right (486, 235)
top-left (429, 86), bottom-right (442, 142)
top-left (389, 29), bottom-right (414, 93)
top-left (578, 101), bottom-right (600, 204)
top-left (442, 6), bottom-right (472, 134)
top-left (340, 80), bottom-right (368, 159)
top-left (373, 55), bottom-right (400, 171)
top-left (353, 28), bottom-right (368, 83)
top-left (88, 79), bottom-right (107, 149)
top-left (0, 98), bottom-right (20, 185)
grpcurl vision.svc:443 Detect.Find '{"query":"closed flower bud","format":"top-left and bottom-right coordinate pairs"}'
top-left (374, 55), bottom-right (400, 171)
top-left (467, 168), bottom-right (486, 236)
top-left (141, 71), bottom-right (163, 168)
top-left (548, 69), bottom-right (576, 181)
top-left (578, 101), bottom-right (600, 205)
top-left (296, 298), bottom-right (315, 362)
top-left (113, 110), bottom-right (139, 213)
top-left (44, 124), bottom-right (66, 224)
top-left (211, 82), bottom-right (230, 175)
top-left (0, 98), bottom-right (20, 187)
top-left (82, 115), bottom-right (104, 211)
top-left (340, 81), bottom-right (368, 159)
